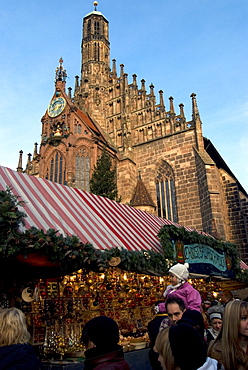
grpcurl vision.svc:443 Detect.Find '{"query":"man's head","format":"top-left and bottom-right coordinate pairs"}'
top-left (166, 297), bottom-right (186, 324)
top-left (220, 290), bottom-right (233, 304)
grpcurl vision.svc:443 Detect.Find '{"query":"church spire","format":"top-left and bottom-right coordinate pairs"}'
top-left (55, 58), bottom-right (67, 92)
top-left (179, 103), bottom-right (185, 118)
top-left (55, 57), bottom-right (67, 83)
top-left (169, 96), bottom-right (175, 114)
top-left (159, 90), bottom-right (165, 109)
top-left (17, 150), bottom-right (23, 172)
top-left (190, 93), bottom-right (204, 150)
top-left (191, 93), bottom-right (201, 121)
top-left (112, 59), bottom-right (117, 75)
top-left (33, 142), bottom-right (38, 160)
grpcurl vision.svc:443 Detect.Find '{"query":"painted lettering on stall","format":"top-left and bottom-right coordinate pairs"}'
top-left (184, 244), bottom-right (227, 272)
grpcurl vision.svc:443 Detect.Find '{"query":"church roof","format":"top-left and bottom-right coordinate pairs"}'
top-left (130, 175), bottom-right (156, 208)
top-left (204, 137), bottom-right (248, 197)
top-left (75, 108), bottom-right (117, 151)
top-left (75, 108), bottom-right (103, 138)
top-left (84, 10), bottom-right (108, 22)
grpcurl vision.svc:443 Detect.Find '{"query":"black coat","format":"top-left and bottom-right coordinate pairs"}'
top-left (148, 314), bottom-right (168, 370)
top-left (0, 343), bottom-right (42, 370)
top-left (148, 314), bottom-right (168, 348)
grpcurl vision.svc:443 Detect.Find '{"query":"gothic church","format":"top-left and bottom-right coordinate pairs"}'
top-left (18, 3), bottom-right (248, 261)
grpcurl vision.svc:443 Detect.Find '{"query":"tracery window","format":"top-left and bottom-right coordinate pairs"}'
top-left (48, 151), bottom-right (65, 185)
top-left (156, 161), bottom-right (177, 221)
top-left (75, 147), bottom-right (90, 191)
top-left (94, 21), bottom-right (100, 35)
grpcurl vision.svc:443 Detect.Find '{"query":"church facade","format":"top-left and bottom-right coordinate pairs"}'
top-left (18, 5), bottom-right (248, 261)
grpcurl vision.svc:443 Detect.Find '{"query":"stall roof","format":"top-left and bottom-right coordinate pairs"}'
top-left (0, 165), bottom-right (193, 254)
top-left (0, 165), bottom-right (247, 272)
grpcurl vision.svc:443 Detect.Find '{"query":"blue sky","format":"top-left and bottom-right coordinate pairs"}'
top-left (1, 0), bottom-right (248, 191)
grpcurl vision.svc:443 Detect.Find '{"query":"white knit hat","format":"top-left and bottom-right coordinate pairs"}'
top-left (169, 263), bottom-right (189, 281)
top-left (209, 312), bottom-right (222, 321)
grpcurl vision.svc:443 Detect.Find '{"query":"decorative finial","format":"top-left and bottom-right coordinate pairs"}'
top-left (93, 1), bottom-right (98, 11)
top-left (55, 57), bottom-right (67, 83)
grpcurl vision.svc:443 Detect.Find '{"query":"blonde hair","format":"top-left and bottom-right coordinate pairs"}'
top-left (155, 327), bottom-right (178, 370)
top-left (208, 300), bottom-right (248, 369)
top-left (0, 307), bottom-right (30, 346)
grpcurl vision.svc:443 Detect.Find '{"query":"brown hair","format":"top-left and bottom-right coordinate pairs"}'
top-left (155, 327), bottom-right (178, 370)
top-left (0, 307), bottom-right (30, 346)
top-left (222, 290), bottom-right (233, 302)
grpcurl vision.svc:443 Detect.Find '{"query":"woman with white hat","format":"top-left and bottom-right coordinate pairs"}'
top-left (163, 262), bottom-right (202, 312)
top-left (206, 312), bottom-right (222, 344)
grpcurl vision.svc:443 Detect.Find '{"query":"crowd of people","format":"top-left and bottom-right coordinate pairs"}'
top-left (150, 263), bottom-right (248, 370)
top-left (0, 262), bottom-right (247, 369)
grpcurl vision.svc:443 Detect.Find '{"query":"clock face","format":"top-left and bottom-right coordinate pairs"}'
top-left (47, 97), bottom-right (66, 117)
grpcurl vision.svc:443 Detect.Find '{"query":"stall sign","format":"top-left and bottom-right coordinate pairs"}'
top-left (173, 241), bottom-right (235, 278)
top-left (184, 244), bottom-right (226, 271)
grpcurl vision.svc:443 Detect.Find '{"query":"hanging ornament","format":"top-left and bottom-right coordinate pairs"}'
top-left (108, 257), bottom-right (121, 267)
top-left (21, 287), bottom-right (35, 302)
top-left (86, 278), bottom-right (93, 286)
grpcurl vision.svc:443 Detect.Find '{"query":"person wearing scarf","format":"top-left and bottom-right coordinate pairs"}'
top-left (163, 263), bottom-right (202, 312)
top-left (206, 313), bottom-right (222, 344)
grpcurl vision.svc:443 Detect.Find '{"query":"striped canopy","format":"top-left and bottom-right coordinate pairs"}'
top-left (0, 166), bottom-right (179, 253)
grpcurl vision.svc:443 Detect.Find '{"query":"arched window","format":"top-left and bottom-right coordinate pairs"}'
top-left (48, 151), bottom-right (65, 185)
top-left (94, 21), bottom-right (100, 35)
top-left (156, 161), bottom-right (177, 221)
top-left (75, 147), bottom-right (90, 191)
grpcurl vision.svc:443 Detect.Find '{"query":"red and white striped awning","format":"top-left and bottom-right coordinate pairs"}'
top-left (0, 166), bottom-right (181, 253)
top-left (240, 260), bottom-right (248, 270)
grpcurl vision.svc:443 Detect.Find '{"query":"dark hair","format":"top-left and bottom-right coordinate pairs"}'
top-left (82, 316), bottom-right (119, 352)
top-left (169, 323), bottom-right (207, 370)
top-left (166, 297), bottom-right (186, 312)
top-left (177, 309), bottom-right (205, 339)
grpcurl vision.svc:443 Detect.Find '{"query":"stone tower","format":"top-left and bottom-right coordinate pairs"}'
top-left (74, 3), bottom-right (110, 129)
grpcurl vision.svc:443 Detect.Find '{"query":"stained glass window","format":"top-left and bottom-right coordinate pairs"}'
top-left (48, 151), bottom-right (64, 185)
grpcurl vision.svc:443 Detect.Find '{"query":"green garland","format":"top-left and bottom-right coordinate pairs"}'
top-left (0, 188), bottom-right (247, 282)
top-left (158, 224), bottom-right (248, 283)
